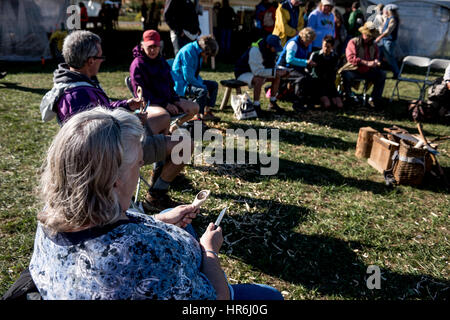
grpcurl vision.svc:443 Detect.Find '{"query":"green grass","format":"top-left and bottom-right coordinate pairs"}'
top-left (0, 60), bottom-right (449, 300)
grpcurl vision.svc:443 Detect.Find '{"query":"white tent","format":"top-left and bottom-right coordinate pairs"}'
top-left (0, 0), bottom-right (70, 61)
top-left (361, 0), bottom-right (450, 58)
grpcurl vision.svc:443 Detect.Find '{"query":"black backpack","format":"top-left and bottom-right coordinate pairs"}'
top-left (1, 268), bottom-right (41, 300)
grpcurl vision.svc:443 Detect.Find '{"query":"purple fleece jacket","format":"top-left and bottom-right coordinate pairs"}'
top-left (129, 45), bottom-right (180, 108)
top-left (50, 64), bottom-right (129, 123)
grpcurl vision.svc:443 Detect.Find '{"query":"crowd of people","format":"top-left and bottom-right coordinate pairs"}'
top-left (78, 1), bottom-right (120, 31)
top-left (28, 28), bottom-right (285, 300)
top-left (6, 0), bottom-right (448, 301)
top-left (246, 0), bottom-right (403, 110)
top-left (157, 0), bottom-right (403, 111)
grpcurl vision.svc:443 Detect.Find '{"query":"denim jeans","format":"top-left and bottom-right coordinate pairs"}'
top-left (160, 208), bottom-right (284, 300)
top-left (342, 68), bottom-right (386, 100)
top-left (219, 28), bottom-right (232, 57)
top-left (186, 80), bottom-right (219, 114)
top-left (230, 283), bottom-right (284, 300)
top-left (381, 40), bottom-right (400, 78)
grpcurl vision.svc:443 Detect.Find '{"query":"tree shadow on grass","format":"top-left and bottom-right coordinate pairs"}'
top-left (193, 156), bottom-right (394, 196)
top-left (0, 81), bottom-right (49, 96)
top-left (193, 191), bottom-right (449, 300)
top-left (217, 120), bottom-right (355, 151)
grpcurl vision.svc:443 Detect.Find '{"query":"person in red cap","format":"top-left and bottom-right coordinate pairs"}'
top-left (129, 29), bottom-right (199, 212)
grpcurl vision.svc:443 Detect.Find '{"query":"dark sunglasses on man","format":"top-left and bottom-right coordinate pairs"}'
top-left (91, 56), bottom-right (106, 61)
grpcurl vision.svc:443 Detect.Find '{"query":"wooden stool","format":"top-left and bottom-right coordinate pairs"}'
top-left (219, 79), bottom-right (247, 110)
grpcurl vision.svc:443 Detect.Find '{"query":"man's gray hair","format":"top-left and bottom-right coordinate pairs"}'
top-left (39, 107), bottom-right (144, 232)
top-left (62, 30), bottom-right (101, 69)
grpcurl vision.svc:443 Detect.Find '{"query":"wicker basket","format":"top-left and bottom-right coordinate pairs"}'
top-left (393, 140), bottom-right (427, 186)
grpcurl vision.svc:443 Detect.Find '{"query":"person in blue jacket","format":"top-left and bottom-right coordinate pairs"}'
top-left (277, 27), bottom-right (317, 111)
top-left (171, 35), bottom-right (220, 121)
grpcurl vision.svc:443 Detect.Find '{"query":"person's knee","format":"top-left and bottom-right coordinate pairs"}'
top-left (191, 101), bottom-right (200, 115)
top-left (252, 76), bottom-right (265, 87)
top-left (208, 80), bottom-right (219, 91)
top-left (321, 96), bottom-right (331, 108)
top-left (148, 111), bottom-right (170, 131)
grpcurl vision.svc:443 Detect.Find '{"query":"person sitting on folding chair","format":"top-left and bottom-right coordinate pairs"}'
top-left (171, 35), bottom-right (221, 122)
top-left (339, 21), bottom-right (386, 108)
top-left (40, 30), bottom-right (186, 212)
top-left (277, 27), bottom-right (317, 112)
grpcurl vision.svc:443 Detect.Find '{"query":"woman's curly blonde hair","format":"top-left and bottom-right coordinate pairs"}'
top-left (299, 27), bottom-right (317, 43)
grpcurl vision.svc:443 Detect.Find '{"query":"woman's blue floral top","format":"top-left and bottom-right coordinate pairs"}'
top-left (29, 210), bottom-right (216, 300)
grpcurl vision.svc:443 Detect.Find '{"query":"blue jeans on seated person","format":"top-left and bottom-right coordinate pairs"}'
top-left (159, 208), bottom-right (283, 300)
top-left (342, 68), bottom-right (386, 100)
top-left (185, 80), bottom-right (218, 114)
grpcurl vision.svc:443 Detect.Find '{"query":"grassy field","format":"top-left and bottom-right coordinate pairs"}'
top-left (0, 59), bottom-right (448, 300)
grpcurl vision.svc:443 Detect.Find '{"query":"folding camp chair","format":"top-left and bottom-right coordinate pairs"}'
top-left (390, 56), bottom-right (431, 102)
top-left (423, 58), bottom-right (450, 94)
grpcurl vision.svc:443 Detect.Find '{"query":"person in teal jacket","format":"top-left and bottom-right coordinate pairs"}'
top-left (171, 35), bottom-right (220, 121)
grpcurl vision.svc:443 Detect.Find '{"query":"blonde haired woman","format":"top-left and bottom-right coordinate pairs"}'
top-left (277, 27), bottom-right (317, 111)
top-left (29, 107), bottom-right (282, 300)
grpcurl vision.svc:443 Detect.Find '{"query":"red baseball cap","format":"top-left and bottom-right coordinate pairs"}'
top-left (142, 30), bottom-right (160, 47)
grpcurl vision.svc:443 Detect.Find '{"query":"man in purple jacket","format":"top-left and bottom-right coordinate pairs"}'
top-left (40, 30), bottom-right (186, 211)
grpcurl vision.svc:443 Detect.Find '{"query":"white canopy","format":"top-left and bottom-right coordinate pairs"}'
top-left (361, 0), bottom-right (450, 58)
top-left (0, 0), bottom-right (70, 61)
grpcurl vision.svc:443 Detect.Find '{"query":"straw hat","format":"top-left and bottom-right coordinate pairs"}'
top-left (358, 21), bottom-right (379, 38)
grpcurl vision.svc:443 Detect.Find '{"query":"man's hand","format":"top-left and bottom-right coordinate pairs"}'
top-left (154, 204), bottom-right (199, 228)
top-left (127, 97), bottom-right (144, 111)
top-left (367, 60), bottom-right (380, 68)
top-left (166, 103), bottom-right (181, 115)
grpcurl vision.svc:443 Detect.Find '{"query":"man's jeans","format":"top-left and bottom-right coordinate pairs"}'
top-left (381, 40), bottom-right (400, 78)
top-left (342, 68), bottom-right (386, 100)
top-left (186, 80), bottom-right (219, 114)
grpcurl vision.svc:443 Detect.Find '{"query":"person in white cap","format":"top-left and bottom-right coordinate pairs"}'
top-left (307, 0), bottom-right (335, 51)
top-left (375, 4), bottom-right (400, 78)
